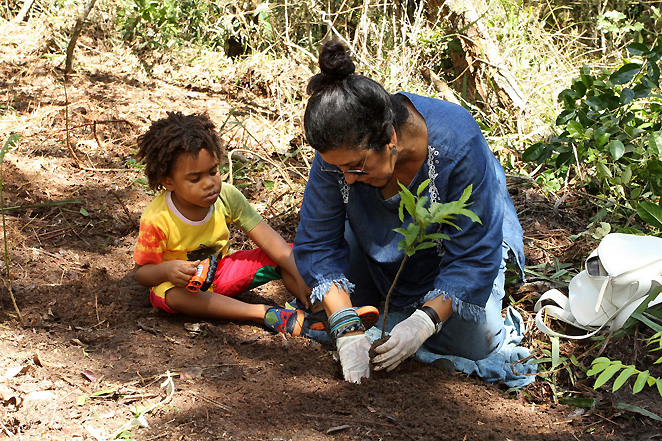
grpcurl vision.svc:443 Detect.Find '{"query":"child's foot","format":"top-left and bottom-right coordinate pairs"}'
top-left (264, 307), bottom-right (307, 337)
top-left (285, 302), bottom-right (380, 332)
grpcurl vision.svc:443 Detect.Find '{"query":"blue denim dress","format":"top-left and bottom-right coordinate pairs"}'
top-left (294, 93), bottom-right (525, 359)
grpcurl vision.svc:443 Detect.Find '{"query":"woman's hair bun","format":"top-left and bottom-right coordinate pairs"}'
top-left (318, 40), bottom-right (355, 80)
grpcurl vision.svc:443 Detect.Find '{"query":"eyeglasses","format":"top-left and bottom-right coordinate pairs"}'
top-left (319, 149), bottom-right (370, 176)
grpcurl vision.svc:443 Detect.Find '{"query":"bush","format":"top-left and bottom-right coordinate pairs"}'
top-left (523, 40), bottom-right (662, 231)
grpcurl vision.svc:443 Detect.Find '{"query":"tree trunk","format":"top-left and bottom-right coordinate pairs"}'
top-left (428, 0), bottom-right (526, 111)
top-left (65, 0), bottom-right (98, 75)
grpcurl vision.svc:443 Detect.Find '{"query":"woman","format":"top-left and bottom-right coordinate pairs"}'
top-left (294, 40), bottom-right (525, 384)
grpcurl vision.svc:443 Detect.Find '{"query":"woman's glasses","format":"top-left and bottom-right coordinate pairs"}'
top-left (320, 149), bottom-right (370, 176)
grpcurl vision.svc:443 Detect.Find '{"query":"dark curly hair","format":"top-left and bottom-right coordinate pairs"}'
top-left (304, 40), bottom-right (409, 153)
top-left (135, 112), bottom-right (223, 192)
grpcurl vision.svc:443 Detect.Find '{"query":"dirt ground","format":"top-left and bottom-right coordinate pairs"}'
top-left (1, 17), bottom-right (661, 441)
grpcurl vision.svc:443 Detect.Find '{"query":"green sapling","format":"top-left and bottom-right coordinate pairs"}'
top-left (370, 179), bottom-right (480, 364)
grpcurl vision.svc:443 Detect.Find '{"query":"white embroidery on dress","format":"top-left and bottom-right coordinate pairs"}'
top-left (427, 145), bottom-right (439, 204)
top-left (426, 145), bottom-right (445, 257)
top-left (339, 177), bottom-right (349, 204)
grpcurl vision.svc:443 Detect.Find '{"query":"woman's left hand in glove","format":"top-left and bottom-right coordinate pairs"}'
top-left (371, 309), bottom-right (436, 372)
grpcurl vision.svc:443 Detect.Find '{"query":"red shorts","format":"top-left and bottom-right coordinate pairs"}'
top-left (150, 247), bottom-right (282, 314)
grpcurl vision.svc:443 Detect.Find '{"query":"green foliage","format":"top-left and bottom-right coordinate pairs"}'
top-left (597, 10), bottom-right (644, 35)
top-left (533, 340), bottom-right (586, 404)
top-left (380, 180), bottom-right (479, 337)
top-left (585, 288), bottom-right (662, 398)
top-left (523, 40), bottom-right (662, 230)
top-left (117, 0), bottom-right (273, 54)
top-left (0, 133), bottom-right (19, 163)
top-left (647, 330), bottom-right (662, 364)
top-left (394, 180), bottom-right (480, 257)
top-left (587, 356), bottom-right (662, 396)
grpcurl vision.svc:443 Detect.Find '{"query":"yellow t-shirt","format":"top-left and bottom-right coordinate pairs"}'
top-left (133, 184), bottom-right (262, 299)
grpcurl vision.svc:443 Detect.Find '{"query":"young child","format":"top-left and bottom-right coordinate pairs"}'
top-left (133, 111), bottom-right (317, 335)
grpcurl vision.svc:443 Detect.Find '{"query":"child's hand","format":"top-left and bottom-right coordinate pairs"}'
top-left (166, 260), bottom-right (199, 287)
top-left (290, 277), bottom-right (312, 310)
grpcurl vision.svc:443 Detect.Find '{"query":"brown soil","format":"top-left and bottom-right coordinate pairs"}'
top-left (1, 16), bottom-right (661, 441)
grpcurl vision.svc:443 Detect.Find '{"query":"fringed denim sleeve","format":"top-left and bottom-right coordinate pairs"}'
top-left (311, 277), bottom-right (355, 304)
top-left (422, 289), bottom-right (486, 322)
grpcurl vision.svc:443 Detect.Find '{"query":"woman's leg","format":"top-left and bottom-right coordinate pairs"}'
top-left (422, 242), bottom-right (511, 360)
top-left (345, 223), bottom-right (382, 307)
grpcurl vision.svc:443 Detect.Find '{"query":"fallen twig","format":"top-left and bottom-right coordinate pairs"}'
top-left (112, 191), bottom-right (138, 230)
top-left (1, 198), bottom-right (83, 211)
top-left (0, 420), bottom-right (15, 437)
top-left (55, 119), bottom-right (131, 133)
top-left (302, 413), bottom-right (417, 441)
top-left (137, 321), bottom-right (159, 335)
top-left (195, 392), bottom-right (233, 412)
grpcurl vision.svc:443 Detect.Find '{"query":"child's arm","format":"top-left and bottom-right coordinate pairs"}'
top-left (134, 260), bottom-right (199, 288)
top-left (246, 220), bottom-right (312, 309)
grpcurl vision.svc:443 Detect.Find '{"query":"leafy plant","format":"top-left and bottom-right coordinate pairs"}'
top-left (585, 286), bottom-right (662, 398)
top-left (380, 180), bottom-right (480, 338)
top-left (117, 0), bottom-right (274, 55)
top-left (587, 354), bottom-right (662, 396)
top-left (523, 40), bottom-right (662, 231)
top-left (84, 371), bottom-right (175, 440)
top-left (533, 335), bottom-right (589, 405)
top-left (598, 10), bottom-right (644, 35)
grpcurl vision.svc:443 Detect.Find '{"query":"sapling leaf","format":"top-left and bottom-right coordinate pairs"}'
top-left (379, 181), bottom-right (479, 340)
top-left (393, 227), bottom-right (407, 238)
top-left (458, 208), bottom-right (482, 224)
top-left (458, 184), bottom-right (473, 204)
top-left (400, 190), bottom-right (416, 221)
top-left (413, 242), bottom-right (438, 252)
top-left (416, 179), bottom-right (430, 197)
top-left (438, 219), bottom-right (461, 230)
top-left (415, 205), bottom-right (428, 222)
top-left (424, 232), bottom-right (450, 242)
top-left (403, 224), bottom-right (420, 248)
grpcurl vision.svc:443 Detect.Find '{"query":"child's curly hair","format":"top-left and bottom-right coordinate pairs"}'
top-left (136, 112), bottom-right (224, 192)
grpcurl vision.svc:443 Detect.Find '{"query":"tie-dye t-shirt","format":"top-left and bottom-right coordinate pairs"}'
top-left (133, 184), bottom-right (262, 299)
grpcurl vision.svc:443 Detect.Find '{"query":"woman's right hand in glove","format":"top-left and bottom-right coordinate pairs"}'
top-left (335, 333), bottom-right (371, 384)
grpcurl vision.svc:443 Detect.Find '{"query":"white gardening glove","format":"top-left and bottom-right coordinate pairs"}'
top-left (372, 309), bottom-right (436, 372)
top-left (336, 333), bottom-right (371, 384)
